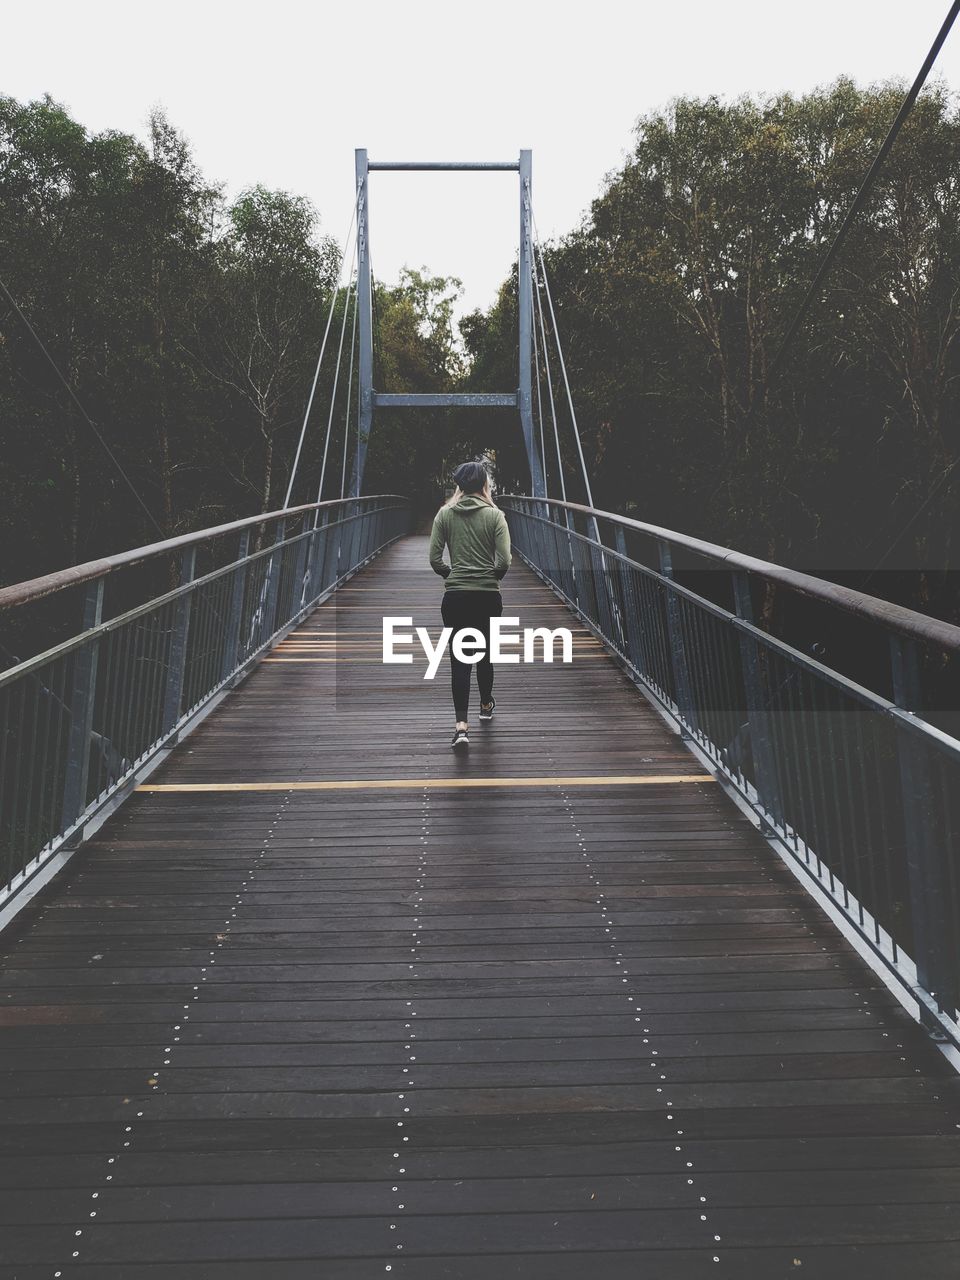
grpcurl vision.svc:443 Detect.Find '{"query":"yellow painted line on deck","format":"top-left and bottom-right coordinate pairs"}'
top-left (333, 587), bottom-right (553, 593)
top-left (263, 655), bottom-right (615, 663)
top-left (276, 642), bottom-right (605, 650)
top-left (139, 774), bottom-right (716, 793)
top-left (312, 604), bottom-right (551, 610)
top-left (290, 629), bottom-right (597, 637)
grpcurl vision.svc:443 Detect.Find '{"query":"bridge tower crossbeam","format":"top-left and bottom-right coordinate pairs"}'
top-left (350, 150), bottom-right (546, 498)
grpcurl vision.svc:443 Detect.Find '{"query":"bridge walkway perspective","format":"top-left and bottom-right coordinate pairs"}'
top-left (1, 534), bottom-right (959, 1278)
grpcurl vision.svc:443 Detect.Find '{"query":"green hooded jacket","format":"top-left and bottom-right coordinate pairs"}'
top-left (429, 496), bottom-right (512, 592)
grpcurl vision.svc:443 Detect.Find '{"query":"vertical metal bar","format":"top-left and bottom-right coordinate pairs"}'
top-left (222, 529), bottom-right (250, 683)
top-left (61, 578), bottom-right (105, 833)
top-left (518, 150), bottom-right (546, 498)
top-left (351, 150), bottom-right (374, 497)
top-left (7, 682), bottom-right (27, 874)
top-left (144, 607), bottom-right (166, 755)
top-left (762, 647), bottom-right (799, 847)
top-left (44, 660), bottom-right (68, 857)
top-left (308, 511), bottom-right (328, 602)
top-left (262, 520), bottom-right (286, 644)
top-left (590, 530), bottom-right (615, 647)
top-left (732, 571), bottom-right (781, 832)
top-left (0, 684), bottom-right (11, 888)
top-left (23, 670), bottom-right (41, 862)
top-left (717, 613), bottom-right (746, 786)
top-left (937, 755), bottom-right (959, 999)
top-left (657, 541), bottom-right (697, 738)
top-left (889, 633), bottom-right (955, 1034)
top-left (115, 619), bottom-right (137, 787)
top-left (99, 625), bottom-right (121, 795)
top-left (872, 717), bottom-right (900, 961)
top-left (346, 506), bottom-right (361, 576)
top-left (161, 548), bottom-right (197, 738)
top-left (806, 677), bottom-right (836, 890)
top-left (830, 691), bottom-right (859, 913)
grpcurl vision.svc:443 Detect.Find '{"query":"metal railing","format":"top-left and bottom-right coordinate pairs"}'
top-left (502, 495), bottom-right (960, 1046)
top-left (0, 496), bottom-right (412, 907)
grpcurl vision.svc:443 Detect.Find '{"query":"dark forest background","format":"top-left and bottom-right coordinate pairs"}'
top-left (2, 79), bottom-right (960, 624)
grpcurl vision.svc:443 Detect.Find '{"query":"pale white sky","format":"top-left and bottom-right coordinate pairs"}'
top-left (7, 1), bottom-right (960, 318)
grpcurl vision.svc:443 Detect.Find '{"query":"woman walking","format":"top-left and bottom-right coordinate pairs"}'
top-left (429, 461), bottom-right (511, 748)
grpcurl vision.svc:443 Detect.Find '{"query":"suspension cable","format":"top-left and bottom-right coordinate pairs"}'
top-left (530, 205), bottom-right (596, 508)
top-left (315, 254), bottom-right (359, 506)
top-left (284, 189), bottom-right (360, 508)
top-left (0, 274), bottom-right (164, 536)
top-left (769, 0), bottom-right (960, 377)
top-left (860, 458), bottom-right (960, 589)
top-left (529, 263), bottom-right (550, 498)
top-left (340, 280), bottom-right (359, 500)
top-left (531, 235), bottom-right (567, 502)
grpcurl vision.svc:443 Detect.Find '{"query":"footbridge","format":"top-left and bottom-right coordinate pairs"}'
top-left (0, 493), bottom-right (959, 1277)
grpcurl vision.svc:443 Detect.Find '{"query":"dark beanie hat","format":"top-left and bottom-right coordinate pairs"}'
top-left (452, 461), bottom-right (488, 493)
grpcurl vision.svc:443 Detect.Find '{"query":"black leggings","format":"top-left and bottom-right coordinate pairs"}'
top-left (440, 590), bottom-right (503, 722)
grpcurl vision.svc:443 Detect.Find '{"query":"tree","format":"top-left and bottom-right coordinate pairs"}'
top-left (187, 185), bottom-right (339, 514)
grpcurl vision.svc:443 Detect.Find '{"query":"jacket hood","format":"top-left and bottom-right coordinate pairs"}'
top-left (450, 495), bottom-right (492, 514)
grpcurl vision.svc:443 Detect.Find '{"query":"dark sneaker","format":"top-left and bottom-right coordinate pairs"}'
top-left (479, 698), bottom-right (496, 721)
top-left (451, 728), bottom-right (469, 749)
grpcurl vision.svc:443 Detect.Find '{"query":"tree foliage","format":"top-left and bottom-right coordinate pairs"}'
top-left (0, 95), bottom-right (460, 584)
top-left (4, 81), bottom-right (960, 624)
top-left (464, 79), bottom-right (960, 615)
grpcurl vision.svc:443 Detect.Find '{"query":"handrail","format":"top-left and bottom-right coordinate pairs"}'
top-left (503, 496), bottom-right (960, 653)
top-left (501, 494), bottom-right (960, 1047)
top-left (0, 496), bottom-right (409, 609)
top-left (0, 496), bottom-right (413, 917)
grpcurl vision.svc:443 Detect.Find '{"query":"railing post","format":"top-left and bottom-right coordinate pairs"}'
top-left (309, 508), bottom-right (330, 600)
top-left (161, 547), bottom-right (197, 739)
top-left (262, 520), bottom-right (286, 641)
top-left (889, 633), bottom-right (954, 1038)
top-left (657, 540), bottom-right (697, 739)
top-left (321, 510), bottom-right (339, 594)
top-left (564, 508), bottom-right (582, 610)
top-left (588, 520), bottom-right (616, 644)
top-left (61, 578), bottom-right (105, 834)
top-left (346, 502), bottom-right (362, 574)
top-left (291, 517), bottom-right (311, 614)
top-left (614, 527), bottom-right (647, 678)
top-left (221, 530), bottom-right (250, 683)
top-left (732, 571), bottom-right (781, 835)
top-left (531, 500), bottom-right (548, 580)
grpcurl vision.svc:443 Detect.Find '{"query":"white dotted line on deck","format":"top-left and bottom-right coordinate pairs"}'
top-left (385, 785), bottom-right (428, 1272)
top-left (52, 792), bottom-right (293, 1278)
top-left (557, 784), bottom-right (723, 1267)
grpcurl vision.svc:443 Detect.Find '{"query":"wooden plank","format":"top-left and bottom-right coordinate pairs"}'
top-left (1, 535), bottom-right (958, 1275)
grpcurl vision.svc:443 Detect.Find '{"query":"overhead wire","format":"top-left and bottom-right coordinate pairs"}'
top-left (860, 458), bottom-right (960, 589)
top-left (530, 283), bottom-right (550, 498)
top-left (521, 194), bottom-right (550, 498)
top-left (530, 205), bottom-right (596, 509)
top-left (315, 251), bottom-right (359, 507)
top-left (767, 1), bottom-right (960, 587)
top-left (530, 234), bottom-right (567, 502)
top-left (284, 190), bottom-right (360, 508)
top-left (0, 274), bottom-right (164, 536)
top-left (769, 0), bottom-right (960, 377)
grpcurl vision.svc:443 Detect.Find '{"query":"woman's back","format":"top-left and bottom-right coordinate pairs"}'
top-left (429, 495), bottom-right (511, 592)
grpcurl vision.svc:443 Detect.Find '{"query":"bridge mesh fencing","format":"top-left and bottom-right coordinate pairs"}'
top-left (504, 495), bottom-right (960, 1045)
top-left (0, 497), bottom-right (411, 904)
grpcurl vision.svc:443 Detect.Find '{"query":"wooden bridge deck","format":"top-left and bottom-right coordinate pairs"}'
top-left (1, 534), bottom-right (959, 1278)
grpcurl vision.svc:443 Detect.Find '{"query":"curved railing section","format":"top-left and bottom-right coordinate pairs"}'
top-left (0, 496), bottom-right (412, 910)
top-left (502, 495), bottom-right (960, 1047)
